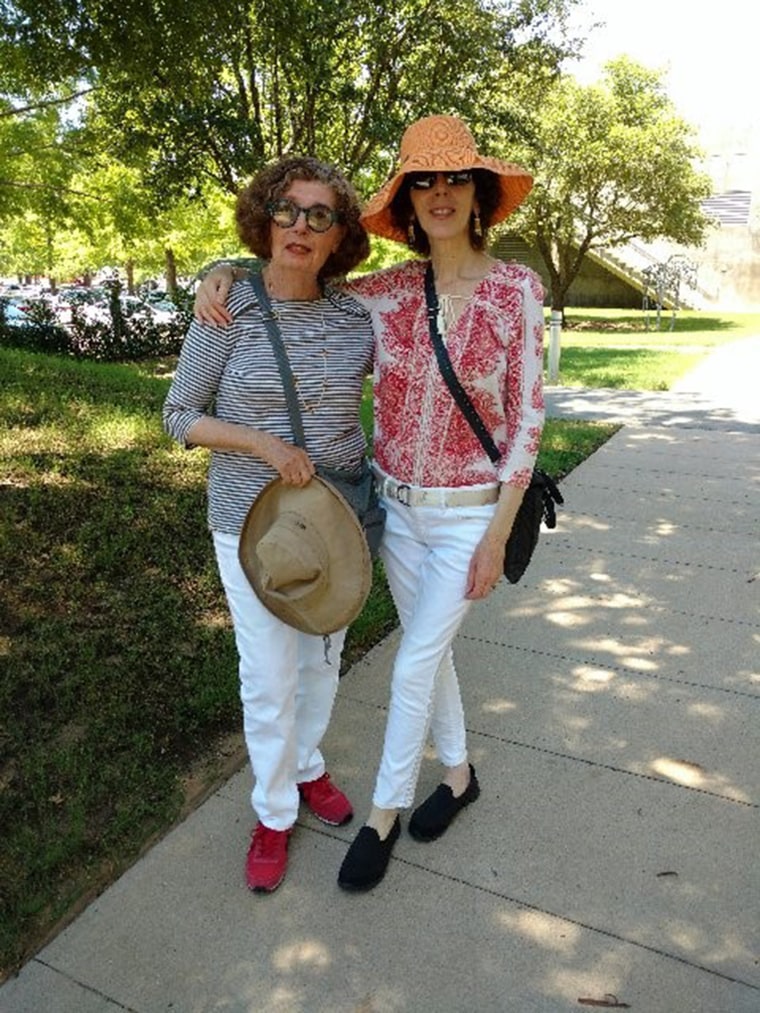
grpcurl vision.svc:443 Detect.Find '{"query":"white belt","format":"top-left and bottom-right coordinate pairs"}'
top-left (375, 473), bottom-right (499, 508)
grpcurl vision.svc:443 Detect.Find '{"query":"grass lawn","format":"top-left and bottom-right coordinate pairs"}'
top-left (3, 305), bottom-right (752, 979)
top-left (550, 308), bottom-right (760, 390)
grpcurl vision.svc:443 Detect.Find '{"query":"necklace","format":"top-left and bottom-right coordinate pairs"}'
top-left (263, 267), bottom-right (321, 303)
top-left (436, 292), bottom-right (469, 337)
top-left (277, 303), bottom-right (329, 413)
top-left (294, 343), bottom-right (328, 412)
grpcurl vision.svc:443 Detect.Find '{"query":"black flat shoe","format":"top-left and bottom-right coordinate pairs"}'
top-left (337, 817), bottom-right (401, 892)
top-left (408, 764), bottom-right (480, 842)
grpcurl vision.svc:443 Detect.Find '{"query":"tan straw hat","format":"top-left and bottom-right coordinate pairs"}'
top-left (239, 476), bottom-right (372, 635)
top-left (361, 114), bottom-right (533, 244)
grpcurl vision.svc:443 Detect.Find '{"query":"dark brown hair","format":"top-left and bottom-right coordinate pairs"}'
top-left (235, 156), bottom-right (369, 278)
top-left (389, 169), bottom-right (502, 254)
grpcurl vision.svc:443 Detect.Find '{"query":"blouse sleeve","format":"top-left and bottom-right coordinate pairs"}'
top-left (497, 271), bottom-right (545, 487)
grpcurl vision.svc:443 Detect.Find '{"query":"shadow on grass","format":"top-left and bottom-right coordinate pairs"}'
top-left (0, 442), bottom-right (245, 972)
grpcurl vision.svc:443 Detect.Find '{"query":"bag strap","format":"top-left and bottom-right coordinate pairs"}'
top-left (423, 262), bottom-right (501, 465)
top-left (249, 271), bottom-right (307, 451)
top-left (423, 265), bottom-right (564, 525)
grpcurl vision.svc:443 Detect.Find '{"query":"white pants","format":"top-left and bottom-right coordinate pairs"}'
top-left (373, 496), bottom-right (496, 810)
top-left (213, 531), bottom-right (346, 830)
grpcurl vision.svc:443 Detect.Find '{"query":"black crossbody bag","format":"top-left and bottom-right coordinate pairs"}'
top-left (249, 272), bottom-right (386, 558)
top-left (423, 263), bottom-right (563, 583)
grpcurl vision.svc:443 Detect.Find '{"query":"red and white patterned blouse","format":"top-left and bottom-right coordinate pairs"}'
top-left (346, 259), bottom-right (545, 490)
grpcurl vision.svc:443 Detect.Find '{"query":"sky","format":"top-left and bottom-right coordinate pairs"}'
top-left (564, 0), bottom-right (758, 151)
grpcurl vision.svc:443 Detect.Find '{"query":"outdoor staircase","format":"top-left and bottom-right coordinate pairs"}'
top-left (494, 189), bottom-right (754, 311)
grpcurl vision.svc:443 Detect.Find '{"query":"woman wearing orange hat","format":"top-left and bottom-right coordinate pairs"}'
top-left (195, 115), bottom-right (545, 891)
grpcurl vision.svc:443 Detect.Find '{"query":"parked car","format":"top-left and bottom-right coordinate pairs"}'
top-left (146, 299), bottom-right (182, 324)
top-left (57, 285), bottom-right (108, 305)
top-left (2, 301), bottom-right (33, 327)
top-left (0, 283), bottom-right (44, 303)
top-left (51, 287), bottom-right (108, 325)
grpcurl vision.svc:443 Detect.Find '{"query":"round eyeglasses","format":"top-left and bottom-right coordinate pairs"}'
top-left (407, 170), bottom-right (474, 190)
top-left (266, 198), bottom-right (342, 233)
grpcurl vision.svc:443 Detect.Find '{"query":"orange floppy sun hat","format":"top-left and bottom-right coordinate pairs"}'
top-left (360, 114), bottom-right (533, 244)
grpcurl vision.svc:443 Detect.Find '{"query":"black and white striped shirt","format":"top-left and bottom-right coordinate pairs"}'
top-left (163, 279), bottom-right (375, 534)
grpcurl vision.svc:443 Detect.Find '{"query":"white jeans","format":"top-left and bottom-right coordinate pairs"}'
top-left (373, 495), bottom-right (496, 810)
top-left (213, 531), bottom-right (346, 830)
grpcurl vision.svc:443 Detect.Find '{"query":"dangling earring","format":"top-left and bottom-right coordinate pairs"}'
top-left (473, 210), bottom-right (483, 238)
top-left (407, 217), bottom-right (417, 247)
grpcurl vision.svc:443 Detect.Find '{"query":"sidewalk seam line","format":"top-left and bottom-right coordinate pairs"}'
top-left (459, 636), bottom-right (760, 699)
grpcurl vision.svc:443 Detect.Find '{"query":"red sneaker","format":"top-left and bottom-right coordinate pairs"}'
top-left (245, 823), bottom-right (291, 893)
top-left (298, 772), bottom-right (353, 826)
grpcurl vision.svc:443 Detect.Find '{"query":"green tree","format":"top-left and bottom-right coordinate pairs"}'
top-left (2, 0), bottom-right (582, 202)
top-left (65, 160), bottom-right (239, 295)
top-left (506, 58), bottom-right (713, 315)
top-left (0, 88), bottom-right (96, 283)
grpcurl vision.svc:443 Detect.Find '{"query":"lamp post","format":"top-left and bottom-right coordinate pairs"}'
top-left (548, 310), bottom-right (562, 384)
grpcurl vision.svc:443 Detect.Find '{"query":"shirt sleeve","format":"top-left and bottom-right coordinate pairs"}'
top-left (497, 272), bottom-right (545, 488)
top-left (162, 319), bottom-right (240, 448)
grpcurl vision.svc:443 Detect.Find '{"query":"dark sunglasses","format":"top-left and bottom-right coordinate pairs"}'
top-left (266, 198), bottom-right (342, 233)
top-left (407, 170), bottom-right (474, 190)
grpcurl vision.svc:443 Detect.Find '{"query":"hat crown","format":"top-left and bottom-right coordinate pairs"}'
top-left (256, 513), bottom-right (327, 600)
top-left (399, 115), bottom-right (478, 171)
top-left (360, 113), bottom-right (533, 243)
top-left (239, 476), bottom-right (371, 635)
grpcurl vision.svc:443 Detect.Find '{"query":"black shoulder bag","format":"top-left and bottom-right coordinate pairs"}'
top-left (423, 263), bottom-right (562, 583)
top-left (249, 272), bottom-right (385, 558)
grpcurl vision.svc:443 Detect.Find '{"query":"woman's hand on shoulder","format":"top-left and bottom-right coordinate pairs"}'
top-left (194, 266), bottom-right (236, 326)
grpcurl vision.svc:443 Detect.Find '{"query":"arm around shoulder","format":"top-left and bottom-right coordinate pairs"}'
top-left (194, 258), bottom-right (257, 326)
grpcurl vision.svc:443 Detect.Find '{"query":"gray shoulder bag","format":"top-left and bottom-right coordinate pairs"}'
top-left (249, 272), bottom-right (385, 558)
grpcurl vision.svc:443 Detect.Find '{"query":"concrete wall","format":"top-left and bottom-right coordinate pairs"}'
top-left (491, 234), bottom-right (641, 309)
top-left (673, 224), bottom-right (760, 311)
top-left (491, 135), bottom-right (760, 312)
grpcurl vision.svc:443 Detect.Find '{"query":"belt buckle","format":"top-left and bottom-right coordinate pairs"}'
top-left (396, 483), bottom-right (412, 507)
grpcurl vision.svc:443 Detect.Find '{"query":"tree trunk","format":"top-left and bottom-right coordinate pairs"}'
top-left (107, 278), bottom-right (126, 340)
top-left (165, 248), bottom-right (178, 301)
top-left (126, 260), bottom-right (135, 295)
top-left (549, 283), bottom-right (568, 327)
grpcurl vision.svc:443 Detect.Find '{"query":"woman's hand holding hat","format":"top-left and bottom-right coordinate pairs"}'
top-left (260, 433), bottom-right (316, 487)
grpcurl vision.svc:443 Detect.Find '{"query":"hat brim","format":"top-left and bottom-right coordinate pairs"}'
top-left (361, 156), bottom-right (533, 244)
top-left (239, 476), bottom-right (372, 635)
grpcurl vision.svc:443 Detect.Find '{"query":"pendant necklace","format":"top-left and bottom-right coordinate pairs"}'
top-left (291, 305), bottom-right (329, 413)
top-left (294, 343), bottom-right (328, 412)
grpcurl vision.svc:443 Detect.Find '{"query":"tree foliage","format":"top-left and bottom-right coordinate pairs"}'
top-left (507, 58), bottom-right (714, 313)
top-left (0, 0), bottom-right (583, 282)
top-left (2, 0), bottom-right (581, 201)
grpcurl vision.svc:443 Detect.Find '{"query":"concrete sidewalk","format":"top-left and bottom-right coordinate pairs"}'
top-left (542, 334), bottom-right (760, 434)
top-left (2, 342), bottom-right (759, 1012)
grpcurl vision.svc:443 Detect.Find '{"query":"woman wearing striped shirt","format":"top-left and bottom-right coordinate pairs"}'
top-left (163, 156), bottom-right (374, 894)
top-left (195, 116), bottom-right (545, 893)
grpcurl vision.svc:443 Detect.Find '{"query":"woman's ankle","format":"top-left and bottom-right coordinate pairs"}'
top-left (366, 806), bottom-right (399, 840)
top-left (442, 761), bottom-right (471, 798)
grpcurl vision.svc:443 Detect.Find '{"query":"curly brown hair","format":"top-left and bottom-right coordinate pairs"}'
top-left (389, 169), bottom-right (502, 255)
top-left (235, 156), bottom-right (369, 279)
